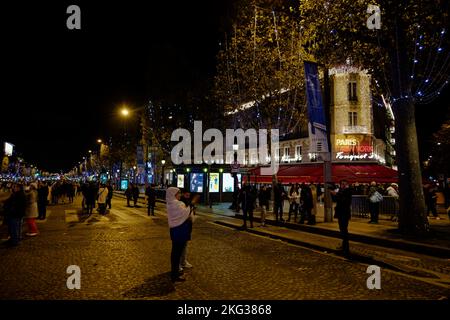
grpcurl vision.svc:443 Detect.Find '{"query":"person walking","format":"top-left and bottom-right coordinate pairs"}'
top-left (3, 184), bottom-right (26, 246)
top-left (25, 182), bottom-right (39, 236)
top-left (97, 184), bottom-right (109, 215)
top-left (37, 181), bottom-right (49, 220)
top-left (166, 187), bottom-right (197, 282)
top-left (287, 184), bottom-right (300, 223)
top-left (258, 185), bottom-right (269, 227)
top-left (239, 184), bottom-right (255, 229)
top-left (145, 184), bottom-right (156, 216)
top-left (331, 180), bottom-right (353, 256)
top-left (368, 181), bottom-right (382, 223)
top-left (85, 183), bottom-right (97, 215)
top-left (125, 184), bottom-right (133, 207)
top-left (132, 184), bottom-right (140, 207)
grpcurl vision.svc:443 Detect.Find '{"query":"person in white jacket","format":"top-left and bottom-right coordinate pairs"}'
top-left (386, 183), bottom-right (399, 221)
top-left (25, 182), bottom-right (39, 236)
top-left (97, 184), bottom-right (109, 215)
top-left (166, 187), bottom-right (198, 282)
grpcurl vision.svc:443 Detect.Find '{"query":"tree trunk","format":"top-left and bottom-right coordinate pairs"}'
top-left (390, 13), bottom-right (430, 235)
top-left (393, 99), bottom-right (429, 235)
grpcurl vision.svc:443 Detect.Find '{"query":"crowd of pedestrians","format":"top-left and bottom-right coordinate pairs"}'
top-left (0, 181), bottom-right (53, 246)
top-left (0, 179), bottom-right (118, 247)
top-left (234, 182), bottom-right (320, 229)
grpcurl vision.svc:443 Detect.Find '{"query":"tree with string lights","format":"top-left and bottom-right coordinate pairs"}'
top-left (214, 0), bottom-right (311, 138)
top-left (300, 0), bottom-right (449, 235)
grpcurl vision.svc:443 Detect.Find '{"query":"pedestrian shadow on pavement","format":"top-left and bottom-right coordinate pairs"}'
top-left (122, 272), bottom-right (175, 298)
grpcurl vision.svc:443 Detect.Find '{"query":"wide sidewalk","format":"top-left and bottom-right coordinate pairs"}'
top-left (114, 191), bottom-right (450, 258)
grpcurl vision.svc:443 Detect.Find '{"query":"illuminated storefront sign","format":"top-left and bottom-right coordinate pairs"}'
top-left (334, 134), bottom-right (374, 160)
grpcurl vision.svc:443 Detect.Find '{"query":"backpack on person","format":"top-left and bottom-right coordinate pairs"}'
top-left (369, 191), bottom-right (383, 203)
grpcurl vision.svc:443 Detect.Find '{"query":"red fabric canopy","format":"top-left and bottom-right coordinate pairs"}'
top-left (243, 163), bottom-right (398, 184)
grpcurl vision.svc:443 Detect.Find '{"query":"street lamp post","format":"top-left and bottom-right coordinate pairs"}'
top-left (232, 144), bottom-right (239, 210)
top-left (119, 107), bottom-right (130, 188)
top-left (161, 159), bottom-right (166, 187)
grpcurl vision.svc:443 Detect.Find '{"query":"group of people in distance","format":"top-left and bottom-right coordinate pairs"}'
top-left (0, 180), bottom-right (81, 247)
top-left (80, 182), bottom-right (114, 215)
top-left (234, 182), bottom-right (318, 229)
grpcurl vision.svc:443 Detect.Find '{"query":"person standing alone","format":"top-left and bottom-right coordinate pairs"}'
top-left (37, 181), bottom-right (49, 220)
top-left (145, 184), bottom-right (156, 216)
top-left (166, 187), bottom-right (198, 282)
top-left (3, 184), bottom-right (26, 246)
top-left (239, 184), bottom-right (255, 229)
top-left (331, 180), bottom-right (353, 256)
top-left (25, 183), bottom-right (39, 236)
top-left (97, 184), bottom-right (109, 215)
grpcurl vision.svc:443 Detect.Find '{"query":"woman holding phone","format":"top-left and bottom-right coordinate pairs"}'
top-left (166, 187), bottom-right (199, 282)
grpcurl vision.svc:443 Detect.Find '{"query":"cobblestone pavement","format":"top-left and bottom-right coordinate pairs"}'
top-left (0, 196), bottom-right (449, 300)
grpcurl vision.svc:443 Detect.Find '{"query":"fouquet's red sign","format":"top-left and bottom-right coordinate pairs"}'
top-left (334, 134), bottom-right (374, 160)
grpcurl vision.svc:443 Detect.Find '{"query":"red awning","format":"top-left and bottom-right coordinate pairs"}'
top-left (243, 163), bottom-right (398, 184)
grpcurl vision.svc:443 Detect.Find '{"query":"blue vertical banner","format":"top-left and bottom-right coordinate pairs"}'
top-left (136, 145), bottom-right (145, 184)
top-left (304, 61), bottom-right (329, 153)
top-left (137, 145), bottom-right (144, 166)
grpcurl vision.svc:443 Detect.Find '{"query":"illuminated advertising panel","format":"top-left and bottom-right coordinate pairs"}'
top-left (177, 174), bottom-right (185, 188)
top-left (209, 173), bottom-right (219, 193)
top-left (190, 173), bottom-right (203, 193)
top-left (120, 180), bottom-right (129, 191)
top-left (222, 173), bottom-right (241, 192)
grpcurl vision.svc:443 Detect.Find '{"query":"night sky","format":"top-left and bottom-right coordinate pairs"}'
top-left (1, 1), bottom-right (448, 172)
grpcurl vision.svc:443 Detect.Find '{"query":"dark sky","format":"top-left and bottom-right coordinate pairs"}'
top-left (1, 0), bottom-right (233, 172)
top-left (1, 0), bottom-right (449, 172)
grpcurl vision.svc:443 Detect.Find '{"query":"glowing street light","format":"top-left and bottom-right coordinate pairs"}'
top-left (121, 108), bottom-right (130, 117)
top-left (97, 139), bottom-right (102, 144)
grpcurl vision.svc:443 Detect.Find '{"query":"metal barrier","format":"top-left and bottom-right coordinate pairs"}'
top-left (351, 195), bottom-right (399, 218)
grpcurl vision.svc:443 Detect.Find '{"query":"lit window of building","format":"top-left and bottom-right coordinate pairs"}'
top-left (348, 81), bottom-right (357, 101)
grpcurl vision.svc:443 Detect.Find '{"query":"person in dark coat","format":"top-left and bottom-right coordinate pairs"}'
top-left (299, 183), bottom-right (314, 224)
top-left (85, 183), bottom-right (97, 215)
top-left (425, 184), bottom-right (439, 219)
top-left (3, 184), bottom-right (27, 246)
top-left (145, 184), bottom-right (157, 216)
top-left (239, 184), bottom-right (255, 229)
top-left (331, 180), bottom-right (353, 256)
top-left (273, 182), bottom-right (286, 222)
top-left (132, 184), bottom-right (140, 207)
top-left (125, 184), bottom-right (133, 207)
top-left (67, 183), bottom-right (75, 203)
top-left (37, 181), bottom-right (49, 220)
